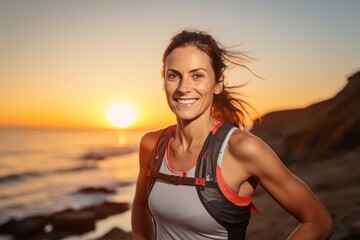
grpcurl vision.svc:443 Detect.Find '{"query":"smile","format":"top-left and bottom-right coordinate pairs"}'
top-left (175, 98), bottom-right (198, 105)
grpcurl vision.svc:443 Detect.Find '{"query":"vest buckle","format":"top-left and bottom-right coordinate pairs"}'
top-left (169, 175), bottom-right (182, 185)
top-left (195, 178), bottom-right (206, 187)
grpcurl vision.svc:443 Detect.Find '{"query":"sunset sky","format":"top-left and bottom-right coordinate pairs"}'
top-left (1, 0), bottom-right (359, 130)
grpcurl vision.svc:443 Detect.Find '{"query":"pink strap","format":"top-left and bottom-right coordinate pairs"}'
top-left (216, 165), bottom-right (253, 207)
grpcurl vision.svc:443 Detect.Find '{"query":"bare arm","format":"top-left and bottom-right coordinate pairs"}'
top-left (231, 132), bottom-right (334, 239)
top-left (131, 131), bottom-right (161, 240)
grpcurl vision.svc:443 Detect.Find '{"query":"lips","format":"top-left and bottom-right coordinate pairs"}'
top-left (175, 98), bottom-right (198, 105)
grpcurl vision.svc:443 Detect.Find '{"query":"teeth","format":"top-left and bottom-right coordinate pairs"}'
top-left (177, 99), bottom-right (197, 104)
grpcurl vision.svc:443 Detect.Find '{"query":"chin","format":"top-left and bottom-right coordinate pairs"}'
top-left (175, 113), bottom-right (203, 122)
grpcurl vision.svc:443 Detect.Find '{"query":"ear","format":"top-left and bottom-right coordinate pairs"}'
top-left (214, 75), bottom-right (224, 94)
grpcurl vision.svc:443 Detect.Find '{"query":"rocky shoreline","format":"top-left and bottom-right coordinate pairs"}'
top-left (0, 201), bottom-right (131, 240)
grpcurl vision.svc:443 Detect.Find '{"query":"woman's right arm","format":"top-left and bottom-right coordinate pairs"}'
top-left (131, 131), bottom-right (160, 240)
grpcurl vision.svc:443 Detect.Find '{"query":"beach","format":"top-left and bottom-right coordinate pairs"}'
top-left (0, 128), bottom-right (143, 239)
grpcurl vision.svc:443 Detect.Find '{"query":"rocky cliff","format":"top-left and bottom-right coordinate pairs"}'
top-left (251, 71), bottom-right (360, 162)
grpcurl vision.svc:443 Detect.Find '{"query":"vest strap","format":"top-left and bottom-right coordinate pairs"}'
top-left (148, 170), bottom-right (216, 188)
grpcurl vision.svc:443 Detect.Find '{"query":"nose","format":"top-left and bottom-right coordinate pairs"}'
top-left (177, 77), bottom-right (191, 94)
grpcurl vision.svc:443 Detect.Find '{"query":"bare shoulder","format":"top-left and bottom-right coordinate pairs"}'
top-left (227, 129), bottom-right (281, 177)
top-left (140, 130), bottom-right (163, 150)
top-left (139, 129), bottom-right (164, 152)
top-left (138, 128), bottom-right (168, 166)
top-left (228, 129), bottom-right (271, 161)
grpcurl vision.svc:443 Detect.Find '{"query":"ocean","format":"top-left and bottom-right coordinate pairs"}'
top-left (0, 128), bottom-right (147, 235)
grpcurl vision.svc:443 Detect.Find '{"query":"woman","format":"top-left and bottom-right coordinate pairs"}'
top-left (131, 30), bottom-right (333, 240)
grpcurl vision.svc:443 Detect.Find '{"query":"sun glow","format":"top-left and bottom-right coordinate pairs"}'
top-left (107, 104), bottom-right (137, 128)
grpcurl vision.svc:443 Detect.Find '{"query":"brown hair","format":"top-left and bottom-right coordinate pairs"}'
top-left (162, 29), bottom-right (257, 128)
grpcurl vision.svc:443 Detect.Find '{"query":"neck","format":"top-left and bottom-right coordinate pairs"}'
top-left (174, 117), bottom-right (218, 151)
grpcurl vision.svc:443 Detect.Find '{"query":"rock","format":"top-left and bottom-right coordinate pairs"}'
top-left (251, 71), bottom-right (360, 162)
top-left (77, 187), bottom-right (116, 194)
top-left (50, 209), bottom-right (96, 234)
top-left (95, 227), bottom-right (132, 240)
top-left (12, 216), bottom-right (47, 239)
top-left (0, 219), bottom-right (15, 234)
top-left (86, 202), bottom-right (130, 220)
top-left (0, 201), bottom-right (130, 239)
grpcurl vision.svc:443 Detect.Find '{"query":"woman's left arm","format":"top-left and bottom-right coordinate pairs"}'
top-left (234, 133), bottom-right (334, 239)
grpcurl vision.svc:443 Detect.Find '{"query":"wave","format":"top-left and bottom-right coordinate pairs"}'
top-left (0, 147), bottom-right (138, 185)
top-left (55, 165), bottom-right (98, 173)
top-left (80, 146), bottom-right (138, 160)
top-left (0, 172), bottom-right (41, 183)
top-left (0, 165), bottom-right (98, 184)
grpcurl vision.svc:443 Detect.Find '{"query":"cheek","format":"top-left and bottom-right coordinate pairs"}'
top-left (163, 82), bottom-right (172, 95)
top-left (198, 82), bottom-right (217, 96)
top-left (165, 78), bottom-right (182, 90)
top-left (164, 82), bottom-right (177, 101)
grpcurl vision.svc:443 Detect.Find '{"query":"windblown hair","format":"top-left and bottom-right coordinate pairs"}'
top-left (162, 29), bottom-right (257, 128)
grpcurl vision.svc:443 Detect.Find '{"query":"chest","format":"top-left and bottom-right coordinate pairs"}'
top-left (148, 158), bottom-right (227, 238)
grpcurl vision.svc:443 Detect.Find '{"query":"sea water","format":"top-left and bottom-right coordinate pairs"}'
top-left (0, 128), bottom-right (147, 229)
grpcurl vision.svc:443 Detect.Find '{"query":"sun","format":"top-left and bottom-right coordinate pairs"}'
top-left (107, 105), bottom-right (137, 128)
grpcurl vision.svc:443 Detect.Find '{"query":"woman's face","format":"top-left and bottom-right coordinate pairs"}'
top-left (164, 46), bottom-right (223, 122)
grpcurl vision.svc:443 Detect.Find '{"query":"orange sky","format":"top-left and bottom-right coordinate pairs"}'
top-left (1, 1), bottom-right (359, 130)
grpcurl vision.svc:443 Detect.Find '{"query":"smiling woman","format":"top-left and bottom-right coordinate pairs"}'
top-left (107, 104), bottom-right (137, 128)
top-left (131, 30), bottom-right (333, 240)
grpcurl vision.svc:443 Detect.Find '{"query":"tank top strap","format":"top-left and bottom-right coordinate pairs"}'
top-left (217, 126), bottom-right (238, 167)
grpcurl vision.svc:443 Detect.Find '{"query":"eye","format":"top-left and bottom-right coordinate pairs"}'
top-left (167, 72), bottom-right (179, 81)
top-left (192, 73), bottom-right (204, 80)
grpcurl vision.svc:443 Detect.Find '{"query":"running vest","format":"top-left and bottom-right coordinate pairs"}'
top-left (147, 123), bottom-right (254, 240)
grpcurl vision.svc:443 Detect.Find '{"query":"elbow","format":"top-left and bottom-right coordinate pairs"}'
top-left (316, 214), bottom-right (334, 239)
top-left (303, 213), bottom-right (334, 239)
top-left (322, 216), bottom-right (334, 239)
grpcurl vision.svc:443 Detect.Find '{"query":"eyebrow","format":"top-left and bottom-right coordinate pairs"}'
top-left (190, 68), bottom-right (208, 73)
top-left (167, 68), bottom-right (208, 74)
top-left (167, 69), bottom-right (182, 76)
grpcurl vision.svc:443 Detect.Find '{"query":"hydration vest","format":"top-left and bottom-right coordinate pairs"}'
top-left (147, 123), bottom-right (253, 240)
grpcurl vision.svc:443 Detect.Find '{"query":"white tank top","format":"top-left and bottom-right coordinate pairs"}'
top-left (148, 154), bottom-right (228, 240)
top-left (148, 127), bottom-right (239, 239)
